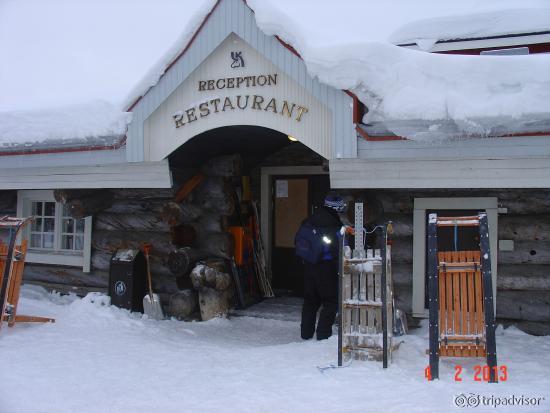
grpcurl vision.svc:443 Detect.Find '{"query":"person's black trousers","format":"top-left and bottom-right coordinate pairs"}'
top-left (301, 259), bottom-right (338, 340)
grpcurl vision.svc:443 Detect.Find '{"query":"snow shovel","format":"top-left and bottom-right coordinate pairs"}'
top-left (142, 243), bottom-right (164, 320)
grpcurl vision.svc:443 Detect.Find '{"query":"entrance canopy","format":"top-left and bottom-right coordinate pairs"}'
top-left (126, 0), bottom-right (355, 163)
top-left (144, 33), bottom-right (332, 161)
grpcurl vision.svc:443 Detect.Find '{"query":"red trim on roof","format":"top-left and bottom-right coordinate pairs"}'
top-left (344, 90), bottom-right (360, 124)
top-left (436, 42), bottom-right (550, 55)
top-left (356, 126), bottom-right (407, 141)
top-left (126, 0), bottom-right (223, 112)
top-left (127, 0), bottom-right (310, 113)
top-left (356, 126), bottom-right (550, 142)
top-left (0, 136), bottom-right (126, 157)
top-left (500, 131), bottom-right (550, 138)
top-left (345, 90), bottom-right (407, 140)
top-left (275, 36), bottom-right (302, 58)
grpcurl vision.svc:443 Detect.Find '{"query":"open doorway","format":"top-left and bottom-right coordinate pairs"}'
top-left (167, 125), bottom-right (327, 316)
top-left (271, 175), bottom-right (330, 295)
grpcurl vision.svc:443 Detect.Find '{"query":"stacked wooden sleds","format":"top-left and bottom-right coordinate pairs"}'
top-left (0, 216), bottom-right (55, 330)
top-left (427, 213), bottom-right (498, 382)
top-left (338, 203), bottom-right (395, 368)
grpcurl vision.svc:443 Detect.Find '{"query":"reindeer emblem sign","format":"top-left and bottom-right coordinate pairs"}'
top-left (230, 51), bottom-right (245, 68)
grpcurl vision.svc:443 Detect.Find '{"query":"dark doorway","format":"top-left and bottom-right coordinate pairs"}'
top-left (271, 174), bottom-right (330, 295)
top-left (169, 125), bottom-right (291, 172)
top-left (168, 125), bottom-right (327, 302)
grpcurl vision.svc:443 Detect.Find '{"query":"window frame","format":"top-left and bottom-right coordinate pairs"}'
top-left (412, 197), bottom-right (498, 318)
top-left (17, 190), bottom-right (92, 272)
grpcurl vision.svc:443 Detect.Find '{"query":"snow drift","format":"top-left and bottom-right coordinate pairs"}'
top-left (0, 285), bottom-right (548, 413)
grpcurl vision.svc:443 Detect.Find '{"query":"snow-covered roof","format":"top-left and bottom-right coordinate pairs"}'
top-left (389, 8), bottom-right (550, 49)
top-left (0, 102), bottom-right (130, 153)
top-left (361, 114), bottom-right (550, 141)
top-left (1, 0), bottom-right (550, 151)
top-left (0, 0), bottom-right (214, 152)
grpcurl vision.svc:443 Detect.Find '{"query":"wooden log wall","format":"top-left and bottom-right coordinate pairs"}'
top-left (355, 188), bottom-right (550, 335)
top-left (21, 156), bottom-right (244, 310)
top-left (23, 188), bottom-right (182, 297)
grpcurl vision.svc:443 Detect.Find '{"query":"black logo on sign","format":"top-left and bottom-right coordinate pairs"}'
top-left (115, 281), bottom-right (126, 296)
top-left (231, 51), bottom-right (245, 68)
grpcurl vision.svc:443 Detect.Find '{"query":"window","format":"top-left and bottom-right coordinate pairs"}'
top-left (30, 201), bottom-right (56, 249)
top-left (412, 197), bottom-right (498, 318)
top-left (60, 204), bottom-right (85, 251)
top-left (17, 190), bottom-right (92, 272)
top-left (29, 201), bottom-right (85, 251)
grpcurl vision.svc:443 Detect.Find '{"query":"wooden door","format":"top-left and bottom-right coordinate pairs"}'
top-left (271, 175), bottom-right (330, 295)
top-left (274, 179), bottom-right (309, 248)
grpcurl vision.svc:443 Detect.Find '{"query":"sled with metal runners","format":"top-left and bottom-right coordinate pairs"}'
top-left (426, 213), bottom-right (497, 382)
top-left (0, 216), bottom-right (55, 331)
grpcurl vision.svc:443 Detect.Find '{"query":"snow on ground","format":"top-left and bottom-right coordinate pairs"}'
top-left (0, 285), bottom-right (548, 413)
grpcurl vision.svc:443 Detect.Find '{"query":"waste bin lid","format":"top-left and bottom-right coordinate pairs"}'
top-left (112, 249), bottom-right (140, 262)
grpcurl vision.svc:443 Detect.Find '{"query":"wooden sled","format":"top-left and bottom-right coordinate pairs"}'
top-left (0, 217), bottom-right (55, 330)
top-left (427, 213), bottom-right (497, 382)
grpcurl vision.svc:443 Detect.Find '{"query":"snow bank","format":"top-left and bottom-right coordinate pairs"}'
top-left (0, 101), bottom-right (130, 149)
top-left (389, 8), bottom-right (550, 48)
top-left (0, 285), bottom-right (548, 413)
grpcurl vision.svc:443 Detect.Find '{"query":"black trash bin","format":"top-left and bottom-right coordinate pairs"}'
top-left (109, 249), bottom-right (147, 312)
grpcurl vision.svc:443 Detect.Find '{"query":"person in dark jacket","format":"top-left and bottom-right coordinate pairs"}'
top-left (299, 195), bottom-right (346, 340)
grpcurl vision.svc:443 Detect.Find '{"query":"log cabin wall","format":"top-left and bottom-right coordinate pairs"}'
top-left (22, 155), bottom-right (247, 304)
top-left (19, 143), bottom-right (326, 304)
top-left (354, 188), bottom-right (550, 336)
top-left (10, 180), bottom-right (550, 335)
top-left (22, 188), bottom-right (180, 299)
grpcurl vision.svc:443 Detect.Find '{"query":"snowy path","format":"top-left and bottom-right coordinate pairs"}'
top-left (0, 286), bottom-right (548, 413)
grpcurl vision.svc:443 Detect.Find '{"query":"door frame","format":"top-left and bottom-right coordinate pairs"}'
top-left (260, 166), bottom-right (328, 279)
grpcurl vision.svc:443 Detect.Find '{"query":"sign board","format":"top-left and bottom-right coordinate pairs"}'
top-left (144, 33), bottom-right (332, 161)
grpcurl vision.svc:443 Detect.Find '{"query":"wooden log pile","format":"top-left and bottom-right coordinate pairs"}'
top-left (168, 290), bottom-right (198, 320)
top-left (190, 261), bottom-right (234, 320)
top-left (162, 155), bottom-right (244, 320)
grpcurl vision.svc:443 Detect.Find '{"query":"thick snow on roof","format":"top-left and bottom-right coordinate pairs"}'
top-left (389, 8), bottom-right (550, 48)
top-left (0, 102), bottom-right (130, 151)
top-left (1, 0), bottom-right (550, 147)
top-left (250, 1), bottom-right (550, 138)
top-left (0, 0), bottom-right (213, 149)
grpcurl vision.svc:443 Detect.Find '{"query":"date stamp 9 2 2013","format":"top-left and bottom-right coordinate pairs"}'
top-left (424, 364), bottom-right (507, 382)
